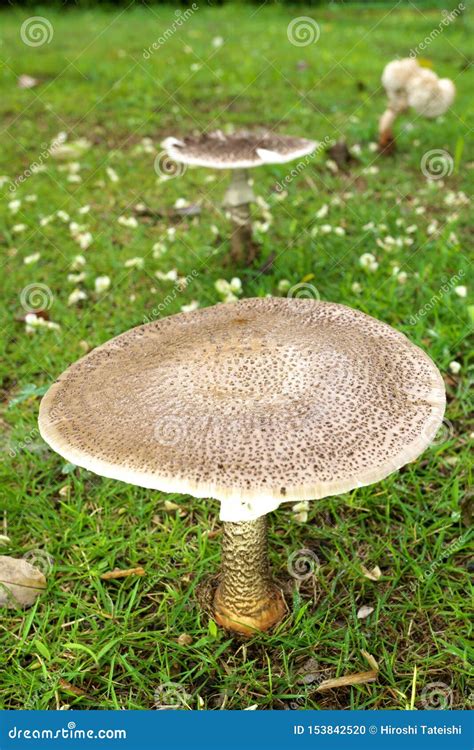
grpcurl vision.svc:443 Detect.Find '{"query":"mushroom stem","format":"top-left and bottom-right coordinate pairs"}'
top-left (213, 516), bottom-right (286, 636)
top-left (378, 108), bottom-right (397, 153)
top-left (222, 169), bottom-right (257, 266)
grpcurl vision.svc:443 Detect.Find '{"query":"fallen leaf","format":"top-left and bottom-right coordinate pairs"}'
top-left (58, 679), bottom-right (89, 697)
top-left (357, 605), bottom-right (374, 619)
top-left (177, 633), bottom-right (193, 646)
top-left (361, 564), bottom-right (382, 581)
top-left (316, 670), bottom-right (377, 691)
top-left (100, 567), bottom-right (145, 580)
top-left (0, 555), bottom-right (46, 608)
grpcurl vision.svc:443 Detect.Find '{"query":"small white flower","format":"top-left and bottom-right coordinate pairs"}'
top-left (448, 361), bottom-right (461, 375)
top-left (24, 252), bottom-right (41, 265)
top-left (229, 277), bottom-right (242, 294)
top-left (155, 269), bottom-right (178, 281)
top-left (316, 204), bottom-right (328, 219)
top-left (124, 257), bottom-right (145, 269)
top-left (12, 224), bottom-right (27, 233)
top-left (68, 288), bottom-right (88, 306)
top-left (67, 272), bottom-right (87, 284)
top-left (368, 142), bottom-right (378, 152)
top-left (106, 166), bottom-right (119, 183)
top-left (118, 216), bottom-right (138, 229)
top-left (71, 254), bottom-right (86, 270)
top-left (351, 282), bottom-right (362, 294)
top-left (181, 300), bottom-right (199, 313)
top-left (277, 279), bottom-right (291, 293)
top-left (415, 206), bottom-right (425, 215)
top-left (454, 286), bottom-right (467, 298)
top-left (79, 205), bottom-right (91, 215)
top-left (427, 221), bottom-right (438, 236)
top-left (24, 313), bottom-right (60, 333)
top-left (174, 198), bottom-right (189, 209)
top-left (215, 279), bottom-right (231, 296)
top-left (152, 242), bottom-right (167, 258)
top-left (8, 199), bottom-right (21, 214)
top-left (363, 222), bottom-right (375, 231)
top-left (212, 36), bottom-right (224, 48)
top-left (67, 174), bottom-right (82, 183)
top-left (94, 275), bottom-right (111, 294)
top-left (406, 224), bottom-right (417, 234)
top-left (334, 226), bottom-right (345, 236)
top-left (77, 232), bottom-right (93, 250)
top-left (321, 224), bottom-right (332, 234)
top-left (56, 210), bottom-right (70, 222)
top-left (167, 227), bottom-right (176, 239)
top-left (190, 63), bottom-right (201, 72)
top-left (359, 253), bottom-right (378, 272)
top-left (25, 194), bottom-right (37, 203)
top-left (397, 271), bottom-right (408, 284)
top-left (362, 166), bottom-right (379, 175)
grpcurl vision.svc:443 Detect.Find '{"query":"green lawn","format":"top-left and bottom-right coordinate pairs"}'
top-left (0, 3), bottom-right (472, 711)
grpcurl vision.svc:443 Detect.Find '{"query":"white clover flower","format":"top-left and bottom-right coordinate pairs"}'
top-left (67, 174), bottom-right (82, 183)
top-left (406, 224), bottom-right (417, 234)
top-left (427, 221), bottom-right (439, 235)
top-left (12, 224), bottom-right (27, 233)
top-left (94, 275), bottom-right (111, 294)
top-left (118, 216), bottom-right (138, 229)
top-left (415, 206), bottom-right (426, 215)
top-left (174, 198), bottom-right (189, 209)
top-left (277, 279), bottom-right (291, 293)
top-left (334, 226), bottom-right (345, 236)
top-left (155, 268), bottom-right (178, 281)
top-left (8, 199), bottom-right (21, 214)
top-left (56, 210), bottom-right (70, 222)
top-left (167, 227), bottom-right (176, 239)
top-left (106, 166), bottom-right (119, 183)
top-left (362, 166), bottom-right (379, 175)
top-left (24, 252), bottom-right (41, 265)
top-left (316, 204), bottom-right (328, 219)
top-left (25, 194), bottom-right (37, 203)
top-left (152, 242), bottom-right (167, 258)
top-left (448, 361), bottom-right (461, 374)
top-left (124, 257), bottom-right (145, 269)
top-left (215, 279), bottom-right (231, 296)
top-left (454, 286), bottom-right (467, 298)
top-left (79, 205), bottom-right (91, 215)
top-left (212, 36), bottom-right (224, 48)
top-left (77, 232), bottom-right (93, 250)
top-left (397, 271), bottom-right (408, 284)
top-left (351, 282), bottom-right (362, 294)
top-left (321, 224), bottom-right (332, 234)
top-left (71, 254), bottom-right (86, 270)
top-left (67, 272), bottom-right (87, 284)
top-left (363, 221), bottom-right (375, 231)
top-left (359, 253), bottom-right (379, 272)
top-left (229, 277), bottom-right (242, 295)
top-left (68, 288), bottom-right (88, 306)
top-left (24, 313), bottom-right (60, 333)
top-left (181, 301), bottom-right (200, 313)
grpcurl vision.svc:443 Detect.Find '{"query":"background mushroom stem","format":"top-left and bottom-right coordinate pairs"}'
top-left (378, 107), bottom-right (398, 152)
top-left (213, 516), bottom-right (286, 636)
top-left (222, 169), bottom-right (257, 266)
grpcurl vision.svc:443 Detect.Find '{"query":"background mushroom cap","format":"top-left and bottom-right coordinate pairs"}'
top-left (382, 58), bottom-right (420, 94)
top-left (39, 298), bottom-right (445, 522)
top-left (161, 131), bottom-right (317, 169)
top-left (408, 73), bottom-right (456, 117)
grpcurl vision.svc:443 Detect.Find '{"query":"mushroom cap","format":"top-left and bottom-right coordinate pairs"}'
top-left (39, 298), bottom-right (445, 522)
top-left (161, 131), bottom-right (317, 169)
top-left (382, 58), bottom-right (420, 94)
top-left (408, 73), bottom-right (456, 117)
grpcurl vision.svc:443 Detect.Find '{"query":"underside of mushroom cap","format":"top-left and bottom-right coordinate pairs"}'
top-left (161, 131), bottom-right (317, 169)
top-left (39, 298), bottom-right (445, 522)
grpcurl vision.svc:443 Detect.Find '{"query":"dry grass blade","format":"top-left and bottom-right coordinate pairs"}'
top-left (100, 567), bottom-right (145, 580)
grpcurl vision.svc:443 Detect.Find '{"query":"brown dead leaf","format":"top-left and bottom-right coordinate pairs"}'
top-left (316, 670), bottom-right (377, 691)
top-left (100, 567), bottom-right (145, 580)
top-left (361, 564), bottom-right (382, 581)
top-left (0, 555), bottom-right (46, 608)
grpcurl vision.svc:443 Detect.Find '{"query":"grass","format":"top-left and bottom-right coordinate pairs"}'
top-left (0, 3), bottom-right (472, 711)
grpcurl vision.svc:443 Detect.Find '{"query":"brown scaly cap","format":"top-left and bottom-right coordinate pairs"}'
top-left (161, 131), bottom-right (317, 169)
top-left (39, 298), bottom-right (445, 521)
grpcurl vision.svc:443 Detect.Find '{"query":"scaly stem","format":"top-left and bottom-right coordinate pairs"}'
top-left (213, 516), bottom-right (286, 635)
top-left (222, 169), bottom-right (257, 266)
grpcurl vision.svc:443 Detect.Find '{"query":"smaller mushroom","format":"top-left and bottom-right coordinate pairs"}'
top-left (379, 58), bottom-right (455, 153)
top-left (162, 131), bottom-right (316, 266)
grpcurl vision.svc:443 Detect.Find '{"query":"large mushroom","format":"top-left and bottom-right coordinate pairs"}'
top-left (379, 58), bottom-right (455, 152)
top-left (38, 298), bottom-right (445, 636)
top-left (161, 131), bottom-right (316, 265)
